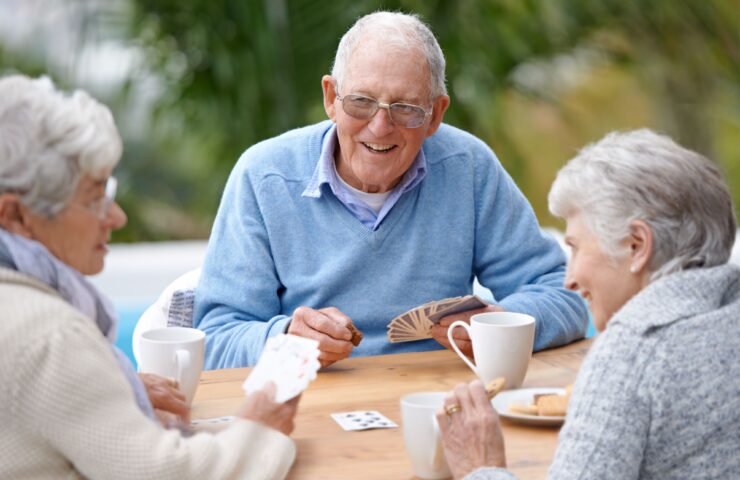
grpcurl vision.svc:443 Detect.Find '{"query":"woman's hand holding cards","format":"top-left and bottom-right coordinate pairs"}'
top-left (237, 382), bottom-right (300, 435)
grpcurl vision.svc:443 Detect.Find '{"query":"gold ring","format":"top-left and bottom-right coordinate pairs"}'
top-left (445, 404), bottom-right (461, 415)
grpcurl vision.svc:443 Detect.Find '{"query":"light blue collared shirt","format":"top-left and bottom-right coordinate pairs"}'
top-left (302, 124), bottom-right (427, 230)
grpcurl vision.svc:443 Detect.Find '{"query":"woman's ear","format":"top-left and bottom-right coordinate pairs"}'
top-left (628, 219), bottom-right (653, 274)
top-left (0, 194), bottom-right (33, 238)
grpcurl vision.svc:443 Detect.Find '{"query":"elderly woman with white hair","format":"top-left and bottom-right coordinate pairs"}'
top-left (0, 75), bottom-right (299, 479)
top-left (436, 129), bottom-right (740, 479)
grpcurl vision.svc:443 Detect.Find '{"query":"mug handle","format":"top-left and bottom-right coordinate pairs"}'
top-left (174, 349), bottom-right (192, 388)
top-left (447, 320), bottom-right (478, 376)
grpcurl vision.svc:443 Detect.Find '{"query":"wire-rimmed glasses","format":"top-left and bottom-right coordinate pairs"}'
top-left (335, 91), bottom-right (432, 128)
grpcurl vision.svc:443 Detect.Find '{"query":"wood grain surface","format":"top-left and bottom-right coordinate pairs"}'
top-left (192, 338), bottom-right (593, 480)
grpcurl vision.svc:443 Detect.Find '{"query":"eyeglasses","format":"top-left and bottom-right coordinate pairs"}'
top-left (85, 176), bottom-right (117, 219)
top-left (335, 91), bottom-right (432, 128)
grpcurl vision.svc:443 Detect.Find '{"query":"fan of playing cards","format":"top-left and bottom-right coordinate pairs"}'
top-left (386, 295), bottom-right (488, 343)
top-left (242, 334), bottom-right (321, 403)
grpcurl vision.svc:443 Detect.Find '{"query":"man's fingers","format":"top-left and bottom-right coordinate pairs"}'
top-left (294, 306), bottom-right (352, 341)
top-left (318, 348), bottom-right (351, 367)
top-left (318, 307), bottom-right (354, 341)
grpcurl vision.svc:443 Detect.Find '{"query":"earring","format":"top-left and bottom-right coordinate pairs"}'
top-left (630, 265), bottom-right (637, 273)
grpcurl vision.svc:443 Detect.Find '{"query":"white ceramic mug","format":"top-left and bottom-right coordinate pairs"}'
top-left (447, 312), bottom-right (535, 389)
top-left (138, 327), bottom-right (205, 405)
top-left (400, 392), bottom-right (451, 480)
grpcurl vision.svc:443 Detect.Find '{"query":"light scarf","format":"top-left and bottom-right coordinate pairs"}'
top-left (0, 229), bottom-right (155, 420)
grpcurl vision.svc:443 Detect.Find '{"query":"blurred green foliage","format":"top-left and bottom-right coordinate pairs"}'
top-left (2, 0), bottom-right (738, 241)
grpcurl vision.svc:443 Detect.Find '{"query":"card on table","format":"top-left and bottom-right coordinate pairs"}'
top-left (242, 334), bottom-right (321, 403)
top-left (330, 410), bottom-right (398, 431)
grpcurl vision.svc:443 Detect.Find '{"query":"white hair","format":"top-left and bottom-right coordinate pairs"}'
top-left (0, 75), bottom-right (122, 217)
top-left (331, 11), bottom-right (447, 100)
top-left (549, 129), bottom-right (736, 280)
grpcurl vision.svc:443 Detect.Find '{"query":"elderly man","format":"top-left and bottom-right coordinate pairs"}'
top-left (194, 11), bottom-right (588, 369)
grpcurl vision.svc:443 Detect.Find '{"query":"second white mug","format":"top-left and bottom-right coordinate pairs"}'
top-left (447, 312), bottom-right (535, 389)
top-left (400, 391), bottom-right (451, 480)
top-left (138, 326), bottom-right (205, 405)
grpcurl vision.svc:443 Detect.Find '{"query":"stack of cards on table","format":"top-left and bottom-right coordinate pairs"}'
top-left (386, 294), bottom-right (488, 343)
top-left (242, 334), bottom-right (320, 403)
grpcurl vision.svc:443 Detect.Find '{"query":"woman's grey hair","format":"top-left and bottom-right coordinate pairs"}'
top-left (549, 129), bottom-right (736, 280)
top-left (331, 11), bottom-right (447, 100)
top-left (0, 75), bottom-right (122, 217)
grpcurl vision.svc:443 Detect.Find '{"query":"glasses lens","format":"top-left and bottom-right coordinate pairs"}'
top-left (389, 104), bottom-right (427, 128)
top-left (98, 177), bottom-right (117, 218)
top-left (342, 95), bottom-right (377, 119)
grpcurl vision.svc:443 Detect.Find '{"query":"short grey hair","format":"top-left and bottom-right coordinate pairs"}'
top-left (0, 75), bottom-right (122, 217)
top-left (331, 11), bottom-right (447, 100)
top-left (549, 129), bottom-right (736, 280)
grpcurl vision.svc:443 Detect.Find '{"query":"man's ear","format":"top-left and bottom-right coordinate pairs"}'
top-left (322, 75), bottom-right (338, 122)
top-left (424, 94), bottom-right (450, 138)
top-left (628, 219), bottom-right (653, 274)
top-left (0, 193), bottom-right (33, 238)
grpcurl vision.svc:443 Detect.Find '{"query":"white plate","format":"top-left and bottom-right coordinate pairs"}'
top-left (492, 388), bottom-right (566, 427)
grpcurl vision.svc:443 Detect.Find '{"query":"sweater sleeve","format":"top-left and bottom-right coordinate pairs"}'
top-left (12, 314), bottom-right (296, 479)
top-left (547, 330), bottom-right (649, 479)
top-left (194, 153), bottom-right (292, 369)
top-left (471, 144), bottom-right (588, 350)
top-left (465, 467), bottom-right (518, 479)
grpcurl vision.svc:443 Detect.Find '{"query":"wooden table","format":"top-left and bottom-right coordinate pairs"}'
top-left (192, 339), bottom-right (592, 480)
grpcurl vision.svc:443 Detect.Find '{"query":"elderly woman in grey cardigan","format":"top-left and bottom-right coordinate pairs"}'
top-left (437, 129), bottom-right (740, 479)
top-left (0, 75), bottom-right (299, 479)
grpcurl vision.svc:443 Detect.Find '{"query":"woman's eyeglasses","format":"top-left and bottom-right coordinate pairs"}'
top-left (84, 176), bottom-right (117, 219)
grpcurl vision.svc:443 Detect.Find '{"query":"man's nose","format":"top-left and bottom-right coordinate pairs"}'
top-left (367, 105), bottom-right (395, 136)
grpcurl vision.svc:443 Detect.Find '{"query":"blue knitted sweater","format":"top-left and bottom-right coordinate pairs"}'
top-left (194, 121), bottom-right (588, 368)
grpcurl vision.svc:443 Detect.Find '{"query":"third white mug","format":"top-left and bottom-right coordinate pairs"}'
top-left (447, 311), bottom-right (535, 389)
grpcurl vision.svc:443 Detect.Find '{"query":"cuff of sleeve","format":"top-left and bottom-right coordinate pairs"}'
top-left (464, 466), bottom-right (518, 480)
top-left (268, 316), bottom-right (292, 336)
top-left (221, 418), bottom-right (297, 479)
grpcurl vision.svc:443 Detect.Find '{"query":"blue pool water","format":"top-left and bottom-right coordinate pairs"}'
top-left (115, 304), bottom-right (146, 369)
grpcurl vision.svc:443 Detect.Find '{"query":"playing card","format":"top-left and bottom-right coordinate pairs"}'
top-left (427, 295), bottom-right (488, 324)
top-left (330, 411), bottom-right (398, 431)
top-left (242, 334), bottom-right (320, 403)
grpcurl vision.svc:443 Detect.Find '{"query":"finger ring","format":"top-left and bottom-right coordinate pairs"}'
top-left (445, 404), bottom-right (461, 415)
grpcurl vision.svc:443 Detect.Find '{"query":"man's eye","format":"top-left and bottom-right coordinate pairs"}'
top-left (349, 96), bottom-right (375, 107)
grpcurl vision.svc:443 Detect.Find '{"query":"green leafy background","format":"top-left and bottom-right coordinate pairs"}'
top-left (2, 0), bottom-right (738, 241)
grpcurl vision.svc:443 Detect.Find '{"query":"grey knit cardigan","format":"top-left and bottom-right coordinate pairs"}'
top-left (468, 263), bottom-right (740, 480)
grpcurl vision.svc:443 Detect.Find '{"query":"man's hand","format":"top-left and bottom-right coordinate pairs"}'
top-left (287, 306), bottom-right (354, 368)
top-left (139, 372), bottom-right (190, 425)
top-left (436, 380), bottom-right (507, 479)
top-left (237, 382), bottom-right (301, 435)
top-left (431, 304), bottom-right (503, 358)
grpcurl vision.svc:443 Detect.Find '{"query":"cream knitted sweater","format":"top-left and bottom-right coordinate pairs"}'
top-left (0, 268), bottom-right (296, 479)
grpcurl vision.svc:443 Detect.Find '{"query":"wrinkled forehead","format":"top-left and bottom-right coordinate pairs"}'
top-left (343, 35), bottom-right (432, 100)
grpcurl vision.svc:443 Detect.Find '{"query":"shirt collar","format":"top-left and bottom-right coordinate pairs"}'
top-left (302, 124), bottom-right (427, 199)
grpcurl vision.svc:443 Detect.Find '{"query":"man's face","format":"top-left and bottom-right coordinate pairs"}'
top-left (322, 38), bottom-right (450, 193)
